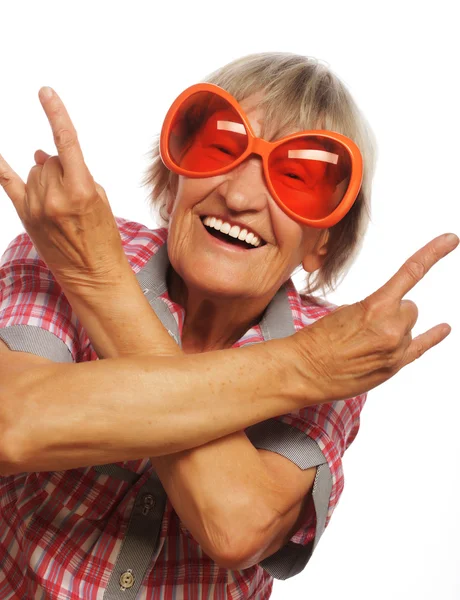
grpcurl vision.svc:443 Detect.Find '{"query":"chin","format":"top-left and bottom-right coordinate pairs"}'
top-left (184, 274), bottom-right (250, 299)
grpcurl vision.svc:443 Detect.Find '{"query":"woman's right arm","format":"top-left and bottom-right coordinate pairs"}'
top-left (0, 335), bottom-right (310, 474)
top-left (1, 230), bottom-right (457, 475)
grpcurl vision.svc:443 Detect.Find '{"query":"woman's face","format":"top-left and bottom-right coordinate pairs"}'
top-left (166, 94), bottom-right (329, 301)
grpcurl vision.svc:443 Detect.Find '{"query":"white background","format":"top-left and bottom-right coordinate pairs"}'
top-left (1, 1), bottom-right (459, 598)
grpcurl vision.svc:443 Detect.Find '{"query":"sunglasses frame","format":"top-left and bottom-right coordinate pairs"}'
top-left (160, 83), bottom-right (363, 228)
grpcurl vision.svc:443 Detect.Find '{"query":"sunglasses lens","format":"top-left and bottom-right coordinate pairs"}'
top-left (268, 136), bottom-right (352, 220)
top-left (168, 91), bottom-right (249, 174)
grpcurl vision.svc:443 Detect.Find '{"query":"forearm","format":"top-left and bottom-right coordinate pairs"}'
top-left (151, 431), bottom-right (290, 561)
top-left (61, 265), bottom-right (179, 358)
top-left (3, 338), bottom-right (308, 473)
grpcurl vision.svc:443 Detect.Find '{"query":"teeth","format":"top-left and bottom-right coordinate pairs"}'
top-left (202, 216), bottom-right (262, 247)
top-left (229, 225), bottom-right (240, 238)
top-left (220, 222), bottom-right (231, 235)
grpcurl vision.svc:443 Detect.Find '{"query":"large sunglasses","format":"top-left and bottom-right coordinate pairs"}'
top-left (160, 83), bottom-right (363, 228)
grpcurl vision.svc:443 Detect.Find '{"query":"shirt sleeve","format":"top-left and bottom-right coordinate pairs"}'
top-left (0, 233), bottom-right (88, 362)
top-left (244, 393), bottom-right (366, 580)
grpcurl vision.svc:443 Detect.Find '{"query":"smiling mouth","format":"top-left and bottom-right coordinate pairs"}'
top-left (200, 217), bottom-right (266, 250)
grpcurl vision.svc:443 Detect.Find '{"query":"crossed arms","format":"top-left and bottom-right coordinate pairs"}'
top-left (1, 85), bottom-right (457, 573)
top-left (0, 296), bottom-right (318, 571)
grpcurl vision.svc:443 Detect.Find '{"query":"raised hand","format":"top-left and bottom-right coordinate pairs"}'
top-left (294, 233), bottom-right (459, 404)
top-left (0, 87), bottom-right (128, 291)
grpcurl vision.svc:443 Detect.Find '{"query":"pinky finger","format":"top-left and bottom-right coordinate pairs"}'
top-left (401, 323), bottom-right (451, 367)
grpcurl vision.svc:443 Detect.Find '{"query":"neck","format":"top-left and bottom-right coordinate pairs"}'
top-left (167, 267), bottom-right (268, 354)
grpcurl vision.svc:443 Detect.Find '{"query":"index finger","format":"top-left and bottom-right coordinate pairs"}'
top-left (368, 233), bottom-right (459, 304)
top-left (38, 86), bottom-right (88, 182)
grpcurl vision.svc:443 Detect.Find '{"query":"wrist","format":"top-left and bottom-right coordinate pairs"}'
top-left (59, 257), bottom-right (135, 302)
top-left (278, 329), bottom-right (327, 407)
top-left (62, 265), bottom-right (180, 359)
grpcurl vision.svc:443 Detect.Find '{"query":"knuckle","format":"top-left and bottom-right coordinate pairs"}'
top-left (360, 295), bottom-right (376, 310)
top-left (373, 343), bottom-right (400, 370)
top-left (403, 260), bottom-right (425, 281)
top-left (26, 164), bottom-right (41, 185)
top-left (40, 179), bottom-right (96, 219)
top-left (44, 193), bottom-right (64, 218)
top-left (392, 346), bottom-right (406, 367)
top-left (69, 181), bottom-right (95, 205)
top-left (357, 298), bottom-right (371, 314)
top-left (426, 242), bottom-right (441, 263)
top-left (0, 169), bottom-right (12, 188)
top-left (413, 339), bottom-right (425, 360)
top-left (360, 298), bottom-right (380, 322)
top-left (362, 294), bottom-right (389, 316)
top-left (53, 128), bottom-right (74, 151)
top-left (383, 353), bottom-right (399, 369)
top-left (381, 327), bottom-right (402, 350)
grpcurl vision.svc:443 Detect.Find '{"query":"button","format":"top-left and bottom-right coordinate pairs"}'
top-left (142, 493), bottom-right (155, 516)
top-left (142, 288), bottom-right (149, 295)
top-left (119, 570), bottom-right (135, 589)
top-left (143, 494), bottom-right (155, 507)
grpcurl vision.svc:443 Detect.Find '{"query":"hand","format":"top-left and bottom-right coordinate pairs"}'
top-left (0, 86), bottom-right (129, 293)
top-left (293, 233), bottom-right (459, 404)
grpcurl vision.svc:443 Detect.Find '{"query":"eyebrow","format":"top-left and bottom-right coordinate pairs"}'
top-left (288, 149), bottom-right (339, 164)
top-left (217, 120), bottom-right (247, 135)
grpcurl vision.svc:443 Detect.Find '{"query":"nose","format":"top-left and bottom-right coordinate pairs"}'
top-left (219, 157), bottom-right (269, 213)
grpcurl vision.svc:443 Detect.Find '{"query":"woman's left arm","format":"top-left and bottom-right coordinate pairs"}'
top-left (0, 87), bottom-right (315, 569)
top-left (152, 435), bottom-right (317, 570)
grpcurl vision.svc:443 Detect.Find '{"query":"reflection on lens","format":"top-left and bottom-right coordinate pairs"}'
top-left (169, 92), bottom-right (249, 173)
top-left (268, 136), bottom-right (351, 219)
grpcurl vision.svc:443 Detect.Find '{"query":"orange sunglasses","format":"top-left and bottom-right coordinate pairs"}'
top-left (160, 83), bottom-right (363, 228)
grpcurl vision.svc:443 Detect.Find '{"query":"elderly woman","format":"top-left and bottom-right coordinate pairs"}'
top-left (0, 53), bottom-right (457, 599)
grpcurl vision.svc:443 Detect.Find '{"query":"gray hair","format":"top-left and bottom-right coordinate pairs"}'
top-left (142, 52), bottom-right (377, 296)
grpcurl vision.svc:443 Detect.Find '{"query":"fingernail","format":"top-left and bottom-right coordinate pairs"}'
top-left (444, 233), bottom-right (459, 246)
top-left (40, 87), bottom-right (53, 100)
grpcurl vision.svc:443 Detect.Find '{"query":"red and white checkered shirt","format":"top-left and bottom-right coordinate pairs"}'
top-left (0, 217), bottom-right (366, 599)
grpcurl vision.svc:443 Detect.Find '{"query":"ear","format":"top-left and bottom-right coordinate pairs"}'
top-left (166, 193), bottom-right (175, 216)
top-left (301, 229), bottom-right (329, 273)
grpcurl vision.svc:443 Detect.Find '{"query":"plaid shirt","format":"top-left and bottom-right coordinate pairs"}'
top-left (0, 218), bottom-right (366, 599)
